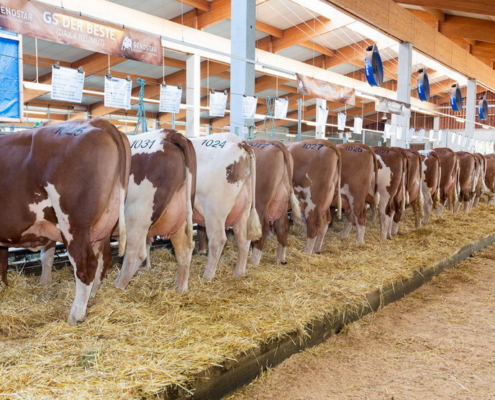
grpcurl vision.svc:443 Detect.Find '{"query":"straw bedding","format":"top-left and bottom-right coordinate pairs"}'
top-left (2, 203), bottom-right (495, 398)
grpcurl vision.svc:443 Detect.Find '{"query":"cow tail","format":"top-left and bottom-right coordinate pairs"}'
top-left (114, 130), bottom-right (130, 257)
top-left (271, 141), bottom-right (302, 228)
top-left (372, 152), bottom-right (380, 215)
top-left (165, 131), bottom-right (197, 247)
top-left (433, 164), bottom-right (441, 210)
top-left (336, 148), bottom-right (342, 220)
top-left (245, 145), bottom-right (262, 241)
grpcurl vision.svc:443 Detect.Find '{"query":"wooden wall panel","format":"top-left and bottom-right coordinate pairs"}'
top-left (451, 43), bottom-right (467, 76)
top-left (412, 19), bottom-right (436, 57)
top-left (387, 2), bottom-right (415, 43)
top-left (434, 34), bottom-right (453, 67)
top-left (356, 0), bottom-right (390, 32)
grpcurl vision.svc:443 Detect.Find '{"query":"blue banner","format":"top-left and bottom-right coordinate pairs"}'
top-left (0, 35), bottom-right (21, 120)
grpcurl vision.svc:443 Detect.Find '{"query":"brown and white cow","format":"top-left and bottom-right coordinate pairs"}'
top-left (286, 139), bottom-right (341, 253)
top-left (483, 153), bottom-right (495, 204)
top-left (372, 147), bottom-right (405, 239)
top-left (0, 119), bottom-right (130, 324)
top-left (432, 148), bottom-right (460, 214)
top-left (472, 153), bottom-right (487, 207)
top-left (391, 148), bottom-right (424, 232)
top-left (418, 150), bottom-right (441, 223)
top-left (247, 139), bottom-right (302, 265)
top-left (111, 129), bottom-right (197, 292)
top-left (336, 143), bottom-right (379, 243)
top-left (191, 133), bottom-right (262, 280)
top-left (455, 151), bottom-right (477, 212)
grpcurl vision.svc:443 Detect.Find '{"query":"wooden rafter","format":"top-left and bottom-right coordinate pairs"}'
top-left (394, 0), bottom-right (495, 16)
top-left (175, 0), bottom-right (210, 12)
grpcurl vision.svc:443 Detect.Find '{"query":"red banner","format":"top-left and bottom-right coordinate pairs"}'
top-left (0, 0), bottom-right (162, 65)
top-left (296, 73), bottom-right (355, 105)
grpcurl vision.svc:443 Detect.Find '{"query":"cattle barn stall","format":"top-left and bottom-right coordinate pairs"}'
top-left (2, 204), bottom-right (495, 398)
top-left (3, 0), bottom-right (495, 398)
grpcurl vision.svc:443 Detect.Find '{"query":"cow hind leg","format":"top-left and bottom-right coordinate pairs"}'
top-left (114, 229), bottom-right (148, 289)
top-left (250, 219), bottom-right (270, 266)
top-left (232, 210), bottom-right (251, 278)
top-left (203, 219), bottom-right (228, 280)
top-left (69, 272), bottom-right (94, 324)
top-left (40, 241), bottom-right (56, 285)
top-left (274, 213), bottom-right (290, 263)
top-left (90, 243), bottom-right (106, 298)
top-left (144, 237), bottom-right (152, 270)
top-left (341, 211), bottom-right (354, 239)
top-left (171, 220), bottom-right (194, 293)
top-left (197, 225), bottom-right (208, 255)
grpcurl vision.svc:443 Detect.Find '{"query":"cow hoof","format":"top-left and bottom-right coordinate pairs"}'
top-left (280, 261), bottom-right (288, 265)
top-left (315, 252), bottom-right (321, 255)
top-left (113, 279), bottom-right (128, 290)
top-left (198, 250), bottom-right (208, 256)
top-left (68, 315), bottom-right (87, 325)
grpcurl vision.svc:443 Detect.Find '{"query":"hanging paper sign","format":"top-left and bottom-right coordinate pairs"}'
top-left (0, 0), bottom-right (162, 65)
top-left (478, 96), bottom-right (489, 120)
top-left (450, 83), bottom-right (463, 112)
top-left (159, 84), bottom-right (182, 113)
top-left (438, 130), bottom-right (442, 142)
top-left (296, 73), bottom-right (355, 105)
top-left (383, 123), bottom-right (391, 139)
top-left (417, 128), bottom-right (425, 141)
top-left (462, 136), bottom-right (469, 147)
top-left (316, 105), bottom-right (329, 127)
top-left (416, 68), bottom-right (430, 102)
top-left (209, 90), bottom-right (228, 117)
top-left (429, 129), bottom-right (434, 140)
top-left (375, 97), bottom-right (411, 116)
top-left (104, 76), bottom-right (132, 110)
top-left (451, 132), bottom-right (457, 144)
top-left (51, 65), bottom-right (85, 103)
top-left (457, 134), bottom-right (462, 145)
top-left (353, 117), bottom-right (363, 134)
top-left (396, 126), bottom-right (403, 140)
top-left (242, 95), bottom-right (257, 119)
top-left (406, 128), bottom-right (415, 141)
top-left (274, 98), bottom-right (288, 119)
top-left (364, 44), bottom-right (384, 87)
top-left (337, 112), bottom-right (346, 130)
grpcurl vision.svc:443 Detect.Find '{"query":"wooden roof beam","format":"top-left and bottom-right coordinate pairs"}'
top-left (395, 0), bottom-right (495, 16)
top-left (175, 0), bottom-right (210, 12)
top-left (422, 7), bottom-right (445, 22)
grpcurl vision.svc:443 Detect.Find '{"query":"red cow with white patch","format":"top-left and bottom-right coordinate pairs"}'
top-left (336, 143), bottom-right (379, 243)
top-left (433, 148), bottom-right (460, 214)
top-left (418, 150), bottom-right (441, 223)
top-left (192, 133), bottom-right (262, 280)
top-left (391, 148), bottom-right (424, 233)
top-left (455, 151), bottom-right (477, 212)
top-left (247, 140), bottom-right (302, 265)
top-left (372, 147), bottom-right (405, 239)
top-left (0, 119), bottom-right (130, 324)
top-left (286, 140), bottom-right (341, 253)
top-left (112, 129), bottom-right (196, 292)
top-left (483, 153), bottom-right (495, 204)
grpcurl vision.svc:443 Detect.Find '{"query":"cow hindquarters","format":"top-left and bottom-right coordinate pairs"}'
top-left (171, 219), bottom-right (194, 292)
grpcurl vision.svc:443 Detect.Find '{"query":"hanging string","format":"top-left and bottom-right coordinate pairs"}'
top-left (35, 38), bottom-right (39, 83)
top-left (134, 78), bottom-right (148, 134)
top-left (162, 48), bottom-right (166, 84)
top-left (107, 54), bottom-right (111, 76)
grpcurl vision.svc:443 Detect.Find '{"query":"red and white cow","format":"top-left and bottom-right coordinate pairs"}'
top-left (418, 150), bottom-right (441, 223)
top-left (336, 143), bottom-right (379, 243)
top-left (192, 133), bottom-right (262, 280)
top-left (391, 148), bottom-right (424, 232)
top-left (472, 153), bottom-right (487, 207)
top-left (433, 148), bottom-right (460, 214)
top-left (286, 140), bottom-right (341, 253)
top-left (0, 119), bottom-right (130, 324)
top-left (372, 147), bottom-right (405, 239)
top-left (455, 151), bottom-right (477, 212)
top-left (247, 139), bottom-right (302, 265)
top-left (111, 129), bottom-right (197, 292)
top-left (483, 153), bottom-right (495, 204)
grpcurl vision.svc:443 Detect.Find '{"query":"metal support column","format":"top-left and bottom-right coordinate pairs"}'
top-left (465, 78), bottom-right (476, 148)
top-left (391, 42), bottom-right (412, 148)
top-left (230, 0), bottom-right (256, 140)
top-left (186, 53), bottom-right (200, 138)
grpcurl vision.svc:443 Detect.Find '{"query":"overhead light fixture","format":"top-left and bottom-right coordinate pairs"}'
top-left (117, 119), bottom-right (137, 123)
top-left (482, 125), bottom-right (490, 129)
top-left (455, 118), bottom-right (465, 123)
top-left (24, 110), bottom-right (47, 115)
top-left (355, 90), bottom-right (376, 101)
top-left (381, 113), bottom-right (388, 120)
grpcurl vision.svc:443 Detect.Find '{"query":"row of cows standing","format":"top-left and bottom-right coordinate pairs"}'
top-left (1, 119), bottom-right (494, 324)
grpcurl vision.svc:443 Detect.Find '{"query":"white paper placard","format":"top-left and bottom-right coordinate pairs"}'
top-left (51, 66), bottom-right (85, 103)
top-left (462, 135), bottom-right (468, 147)
top-left (429, 129), bottom-right (434, 140)
top-left (274, 98), bottom-right (289, 119)
top-left (457, 134), bottom-right (462, 145)
top-left (159, 84), bottom-right (182, 113)
top-left (438, 130), bottom-right (442, 142)
top-left (468, 138), bottom-right (473, 149)
top-left (451, 132), bottom-right (457, 144)
top-left (209, 91), bottom-right (228, 117)
top-left (104, 76), bottom-right (132, 110)
top-left (383, 123), bottom-right (391, 139)
top-left (242, 95), bottom-right (257, 119)
top-left (417, 129), bottom-right (425, 141)
top-left (316, 105), bottom-right (329, 127)
top-left (353, 116), bottom-right (363, 134)
top-left (406, 128), bottom-right (415, 141)
top-left (337, 112), bottom-right (346, 130)
top-left (396, 125), bottom-right (403, 140)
